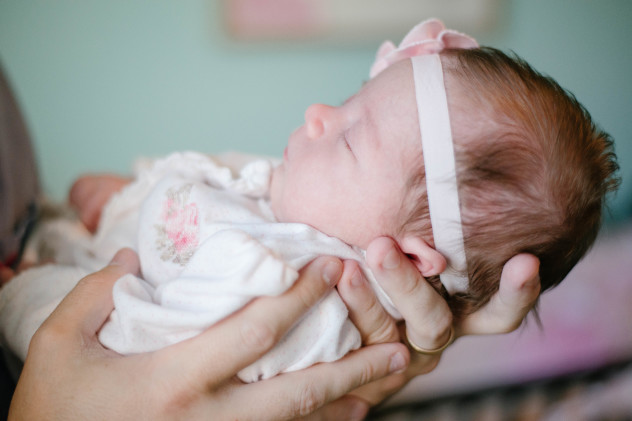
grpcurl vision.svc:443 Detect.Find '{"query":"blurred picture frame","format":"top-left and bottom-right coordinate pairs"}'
top-left (223, 0), bottom-right (502, 43)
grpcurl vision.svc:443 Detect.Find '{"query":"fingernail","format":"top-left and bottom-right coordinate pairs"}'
top-left (389, 352), bottom-right (406, 373)
top-left (323, 260), bottom-right (342, 285)
top-left (383, 248), bottom-right (400, 270)
top-left (350, 268), bottom-right (365, 288)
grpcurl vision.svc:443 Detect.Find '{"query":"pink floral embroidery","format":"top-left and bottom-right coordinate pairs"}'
top-left (155, 183), bottom-right (199, 265)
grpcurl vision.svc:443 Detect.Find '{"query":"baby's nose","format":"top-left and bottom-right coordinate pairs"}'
top-left (305, 104), bottom-right (335, 140)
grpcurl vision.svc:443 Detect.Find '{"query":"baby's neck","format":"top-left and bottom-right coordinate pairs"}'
top-left (268, 168), bottom-right (282, 221)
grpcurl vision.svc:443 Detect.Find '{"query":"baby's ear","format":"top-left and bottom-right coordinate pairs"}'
top-left (397, 236), bottom-right (447, 277)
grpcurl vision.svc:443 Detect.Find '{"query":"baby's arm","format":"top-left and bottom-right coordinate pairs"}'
top-left (69, 174), bottom-right (132, 233)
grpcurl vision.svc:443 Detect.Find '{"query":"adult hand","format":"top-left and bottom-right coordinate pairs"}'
top-left (324, 237), bottom-right (540, 413)
top-left (69, 174), bottom-right (132, 232)
top-left (9, 249), bottom-right (409, 421)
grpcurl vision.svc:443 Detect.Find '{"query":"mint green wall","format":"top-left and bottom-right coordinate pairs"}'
top-left (1, 0), bottom-right (630, 221)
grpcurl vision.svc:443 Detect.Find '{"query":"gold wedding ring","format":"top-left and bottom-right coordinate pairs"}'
top-left (405, 325), bottom-right (455, 355)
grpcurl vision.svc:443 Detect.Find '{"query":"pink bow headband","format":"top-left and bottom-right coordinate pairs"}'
top-left (371, 19), bottom-right (478, 294)
top-left (370, 18), bottom-right (478, 79)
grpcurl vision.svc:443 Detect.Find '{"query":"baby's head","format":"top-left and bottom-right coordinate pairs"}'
top-left (398, 47), bottom-right (619, 318)
top-left (270, 20), bottom-right (619, 320)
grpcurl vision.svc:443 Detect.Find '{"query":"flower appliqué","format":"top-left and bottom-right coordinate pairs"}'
top-left (155, 183), bottom-right (199, 266)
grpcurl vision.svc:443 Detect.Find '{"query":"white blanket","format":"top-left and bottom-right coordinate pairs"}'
top-left (0, 151), bottom-right (397, 382)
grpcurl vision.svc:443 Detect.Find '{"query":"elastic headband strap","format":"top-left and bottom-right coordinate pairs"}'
top-left (412, 55), bottom-right (468, 294)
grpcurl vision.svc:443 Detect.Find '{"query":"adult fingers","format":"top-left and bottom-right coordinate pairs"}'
top-left (163, 256), bottom-right (344, 387)
top-left (337, 260), bottom-right (399, 345)
top-left (366, 237), bottom-right (452, 351)
top-left (298, 396), bottom-right (369, 421)
top-left (231, 342), bottom-right (409, 420)
top-left (41, 248), bottom-right (140, 340)
top-left (458, 253), bottom-right (540, 336)
top-left (346, 369), bottom-right (410, 407)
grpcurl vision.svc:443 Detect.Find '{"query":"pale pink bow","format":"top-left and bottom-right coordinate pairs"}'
top-left (369, 18), bottom-right (479, 78)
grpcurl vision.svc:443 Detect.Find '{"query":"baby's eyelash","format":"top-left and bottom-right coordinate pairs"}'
top-left (340, 132), bottom-right (356, 159)
top-left (343, 137), bottom-right (352, 152)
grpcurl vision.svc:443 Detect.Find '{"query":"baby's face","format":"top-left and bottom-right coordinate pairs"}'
top-left (270, 61), bottom-right (421, 248)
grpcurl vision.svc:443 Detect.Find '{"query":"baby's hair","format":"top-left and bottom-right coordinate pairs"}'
top-left (398, 47), bottom-right (620, 320)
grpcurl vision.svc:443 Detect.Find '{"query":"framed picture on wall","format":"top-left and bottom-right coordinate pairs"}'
top-left (223, 0), bottom-right (502, 43)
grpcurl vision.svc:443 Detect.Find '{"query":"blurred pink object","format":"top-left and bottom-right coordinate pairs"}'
top-left (369, 18), bottom-right (478, 78)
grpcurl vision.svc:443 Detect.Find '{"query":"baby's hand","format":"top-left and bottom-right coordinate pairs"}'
top-left (69, 174), bottom-right (131, 233)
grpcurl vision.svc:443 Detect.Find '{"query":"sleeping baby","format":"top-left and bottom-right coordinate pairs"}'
top-left (0, 19), bottom-right (619, 382)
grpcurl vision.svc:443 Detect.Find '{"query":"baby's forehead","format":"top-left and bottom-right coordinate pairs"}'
top-left (357, 58), bottom-right (474, 169)
top-left (361, 59), bottom-right (413, 94)
top-left (356, 61), bottom-right (417, 120)
top-left (360, 61), bottom-right (422, 171)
